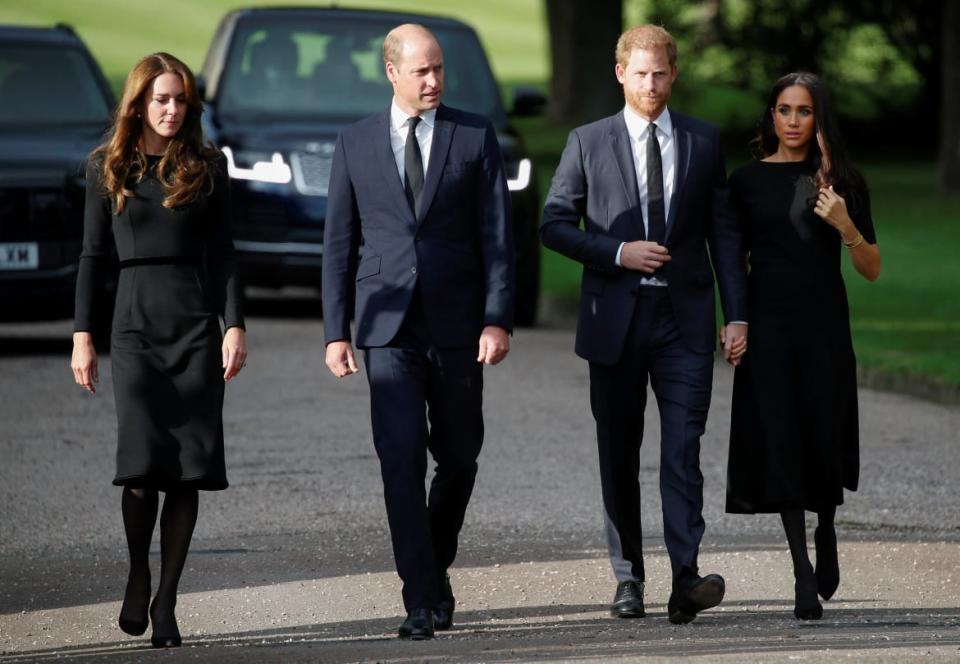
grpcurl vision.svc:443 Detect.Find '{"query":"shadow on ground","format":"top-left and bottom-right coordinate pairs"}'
top-left (3, 605), bottom-right (959, 662)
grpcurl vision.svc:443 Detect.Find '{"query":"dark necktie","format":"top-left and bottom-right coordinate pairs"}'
top-left (646, 123), bottom-right (666, 245)
top-left (404, 116), bottom-right (424, 216)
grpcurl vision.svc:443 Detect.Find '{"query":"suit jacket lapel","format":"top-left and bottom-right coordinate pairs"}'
top-left (417, 104), bottom-right (454, 224)
top-left (374, 107), bottom-right (417, 227)
top-left (609, 113), bottom-right (646, 241)
top-left (666, 116), bottom-right (691, 241)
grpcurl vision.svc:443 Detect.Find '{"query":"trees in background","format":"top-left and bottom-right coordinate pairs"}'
top-left (544, 0), bottom-right (623, 124)
top-left (544, 0), bottom-right (958, 192)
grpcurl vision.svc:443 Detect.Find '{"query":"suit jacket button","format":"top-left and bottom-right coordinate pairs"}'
top-left (411, 266), bottom-right (417, 274)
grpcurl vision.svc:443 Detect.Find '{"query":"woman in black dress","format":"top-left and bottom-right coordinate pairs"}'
top-left (70, 53), bottom-right (246, 647)
top-left (725, 72), bottom-right (881, 620)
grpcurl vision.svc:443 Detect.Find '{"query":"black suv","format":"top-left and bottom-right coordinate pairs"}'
top-left (0, 24), bottom-right (114, 323)
top-left (199, 7), bottom-right (544, 324)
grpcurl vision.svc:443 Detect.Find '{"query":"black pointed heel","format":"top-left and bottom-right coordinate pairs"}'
top-left (149, 596), bottom-right (182, 648)
top-left (814, 526), bottom-right (839, 600)
top-left (794, 575), bottom-right (823, 620)
top-left (118, 574), bottom-right (150, 636)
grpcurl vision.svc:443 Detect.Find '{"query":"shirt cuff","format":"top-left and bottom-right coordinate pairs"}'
top-left (615, 242), bottom-right (625, 267)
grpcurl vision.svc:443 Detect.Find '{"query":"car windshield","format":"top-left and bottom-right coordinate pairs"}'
top-left (0, 44), bottom-right (110, 127)
top-left (215, 17), bottom-right (505, 127)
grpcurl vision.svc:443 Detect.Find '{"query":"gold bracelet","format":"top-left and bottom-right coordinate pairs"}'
top-left (843, 232), bottom-right (864, 249)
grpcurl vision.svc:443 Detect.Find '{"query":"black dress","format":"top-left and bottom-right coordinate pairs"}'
top-left (725, 160), bottom-right (876, 514)
top-left (74, 154), bottom-right (243, 491)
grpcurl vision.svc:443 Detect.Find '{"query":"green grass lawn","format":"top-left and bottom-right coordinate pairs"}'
top-left (4, 2), bottom-right (956, 387)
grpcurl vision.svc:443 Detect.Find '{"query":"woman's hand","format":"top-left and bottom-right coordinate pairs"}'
top-left (720, 322), bottom-right (748, 367)
top-left (222, 326), bottom-right (247, 381)
top-left (71, 332), bottom-right (98, 393)
top-left (813, 186), bottom-right (856, 239)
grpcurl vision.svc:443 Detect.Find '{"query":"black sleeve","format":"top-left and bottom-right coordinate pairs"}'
top-left (476, 120), bottom-right (515, 331)
top-left (849, 185), bottom-right (877, 245)
top-left (206, 155), bottom-right (244, 330)
top-left (705, 131), bottom-right (749, 324)
top-left (539, 128), bottom-right (623, 272)
top-left (73, 159), bottom-right (113, 333)
top-left (321, 131), bottom-right (361, 344)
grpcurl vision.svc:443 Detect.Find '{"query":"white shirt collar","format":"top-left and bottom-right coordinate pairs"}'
top-left (390, 99), bottom-right (437, 133)
top-left (623, 104), bottom-right (672, 142)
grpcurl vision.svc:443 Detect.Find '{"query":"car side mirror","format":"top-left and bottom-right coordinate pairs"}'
top-left (511, 87), bottom-right (546, 117)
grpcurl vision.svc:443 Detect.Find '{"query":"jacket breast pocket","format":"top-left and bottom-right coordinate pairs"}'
top-left (356, 255), bottom-right (381, 281)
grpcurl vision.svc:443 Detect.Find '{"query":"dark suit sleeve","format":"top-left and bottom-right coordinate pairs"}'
top-left (207, 155), bottom-right (244, 330)
top-left (539, 129), bottom-right (622, 272)
top-left (704, 129), bottom-right (748, 323)
top-left (74, 159), bottom-right (112, 334)
top-left (477, 121), bottom-right (515, 331)
top-left (322, 131), bottom-right (361, 344)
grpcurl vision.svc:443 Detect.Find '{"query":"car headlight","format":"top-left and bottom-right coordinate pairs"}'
top-left (222, 146), bottom-right (292, 184)
top-left (507, 158), bottom-right (531, 192)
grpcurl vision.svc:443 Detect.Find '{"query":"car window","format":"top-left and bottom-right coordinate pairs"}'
top-left (0, 45), bottom-right (110, 126)
top-left (216, 18), bottom-right (505, 127)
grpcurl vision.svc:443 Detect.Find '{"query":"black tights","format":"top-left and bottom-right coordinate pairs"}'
top-left (120, 486), bottom-right (199, 636)
top-left (779, 506), bottom-right (836, 579)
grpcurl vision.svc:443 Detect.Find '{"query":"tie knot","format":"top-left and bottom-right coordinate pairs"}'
top-left (407, 116), bottom-right (421, 131)
top-left (648, 123), bottom-right (658, 139)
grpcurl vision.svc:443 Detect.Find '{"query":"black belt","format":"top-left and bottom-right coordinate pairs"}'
top-left (118, 256), bottom-right (200, 269)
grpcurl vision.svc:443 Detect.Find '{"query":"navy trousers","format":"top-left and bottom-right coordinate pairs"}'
top-left (589, 287), bottom-right (714, 583)
top-left (363, 299), bottom-right (484, 611)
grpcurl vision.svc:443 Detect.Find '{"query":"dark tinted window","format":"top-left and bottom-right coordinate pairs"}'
top-left (216, 17), bottom-right (505, 126)
top-left (0, 44), bottom-right (110, 126)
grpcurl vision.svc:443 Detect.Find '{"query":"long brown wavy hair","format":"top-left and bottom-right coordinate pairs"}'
top-left (93, 52), bottom-right (218, 213)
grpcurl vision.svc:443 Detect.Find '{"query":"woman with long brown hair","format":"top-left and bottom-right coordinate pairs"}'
top-left (725, 72), bottom-right (880, 620)
top-left (70, 52), bottom-right (246, 648)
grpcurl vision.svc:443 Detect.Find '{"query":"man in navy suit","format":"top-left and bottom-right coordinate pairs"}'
top-left (322, 23), bottom-right (514, 640)
top-left (540, 25), bottom-right (748, 625)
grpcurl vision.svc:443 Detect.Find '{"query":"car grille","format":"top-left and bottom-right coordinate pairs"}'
top-left (291, 152), bottom-right (333, 197)
top-left (237, 202), bottom-right (289, 231)
top-left (0, 187), bottom-right (70, 241)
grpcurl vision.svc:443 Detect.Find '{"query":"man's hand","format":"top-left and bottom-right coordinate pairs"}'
top-left (325, 340), bottom-right (359, 378)
top-left (477, 325), bottom-right (509, 365)
top-left (720, 322), bottom-right (748, 367)
top-left (619, 241), bottom-right (671, 273)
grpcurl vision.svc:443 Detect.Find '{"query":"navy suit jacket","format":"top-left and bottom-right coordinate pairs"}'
top-left (540, 110), bottom-right (747, 365)
top-left (323, 104), bottom-right (514, 349)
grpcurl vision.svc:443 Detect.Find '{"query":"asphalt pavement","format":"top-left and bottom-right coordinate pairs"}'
top-left (1, 300), bottom-right (958, 662)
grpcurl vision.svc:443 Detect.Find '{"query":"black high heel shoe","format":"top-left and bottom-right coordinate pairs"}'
top-left (149, 596), bottom-right (182, 648)
top-left (794, 574), bottom-right (823, 620)
top-left (814, 525), bottom-right (839, 600)
top-left (118, 574), bottom-right (150, 636)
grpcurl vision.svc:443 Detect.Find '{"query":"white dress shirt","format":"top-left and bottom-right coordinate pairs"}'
top-left (390, 100), bottom-right (436, 182)
top-left (615, 105), bottom-right (675, 286)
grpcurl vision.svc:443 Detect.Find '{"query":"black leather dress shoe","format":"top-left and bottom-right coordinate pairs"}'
top-left (398, 609), bottom-right (435, 640)
top-left (667, 573), bottom-right (725, 624)
top-left (610, 580), bottom-right (646, 618)
top-left (434, 574), bottom-right (455, 630)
